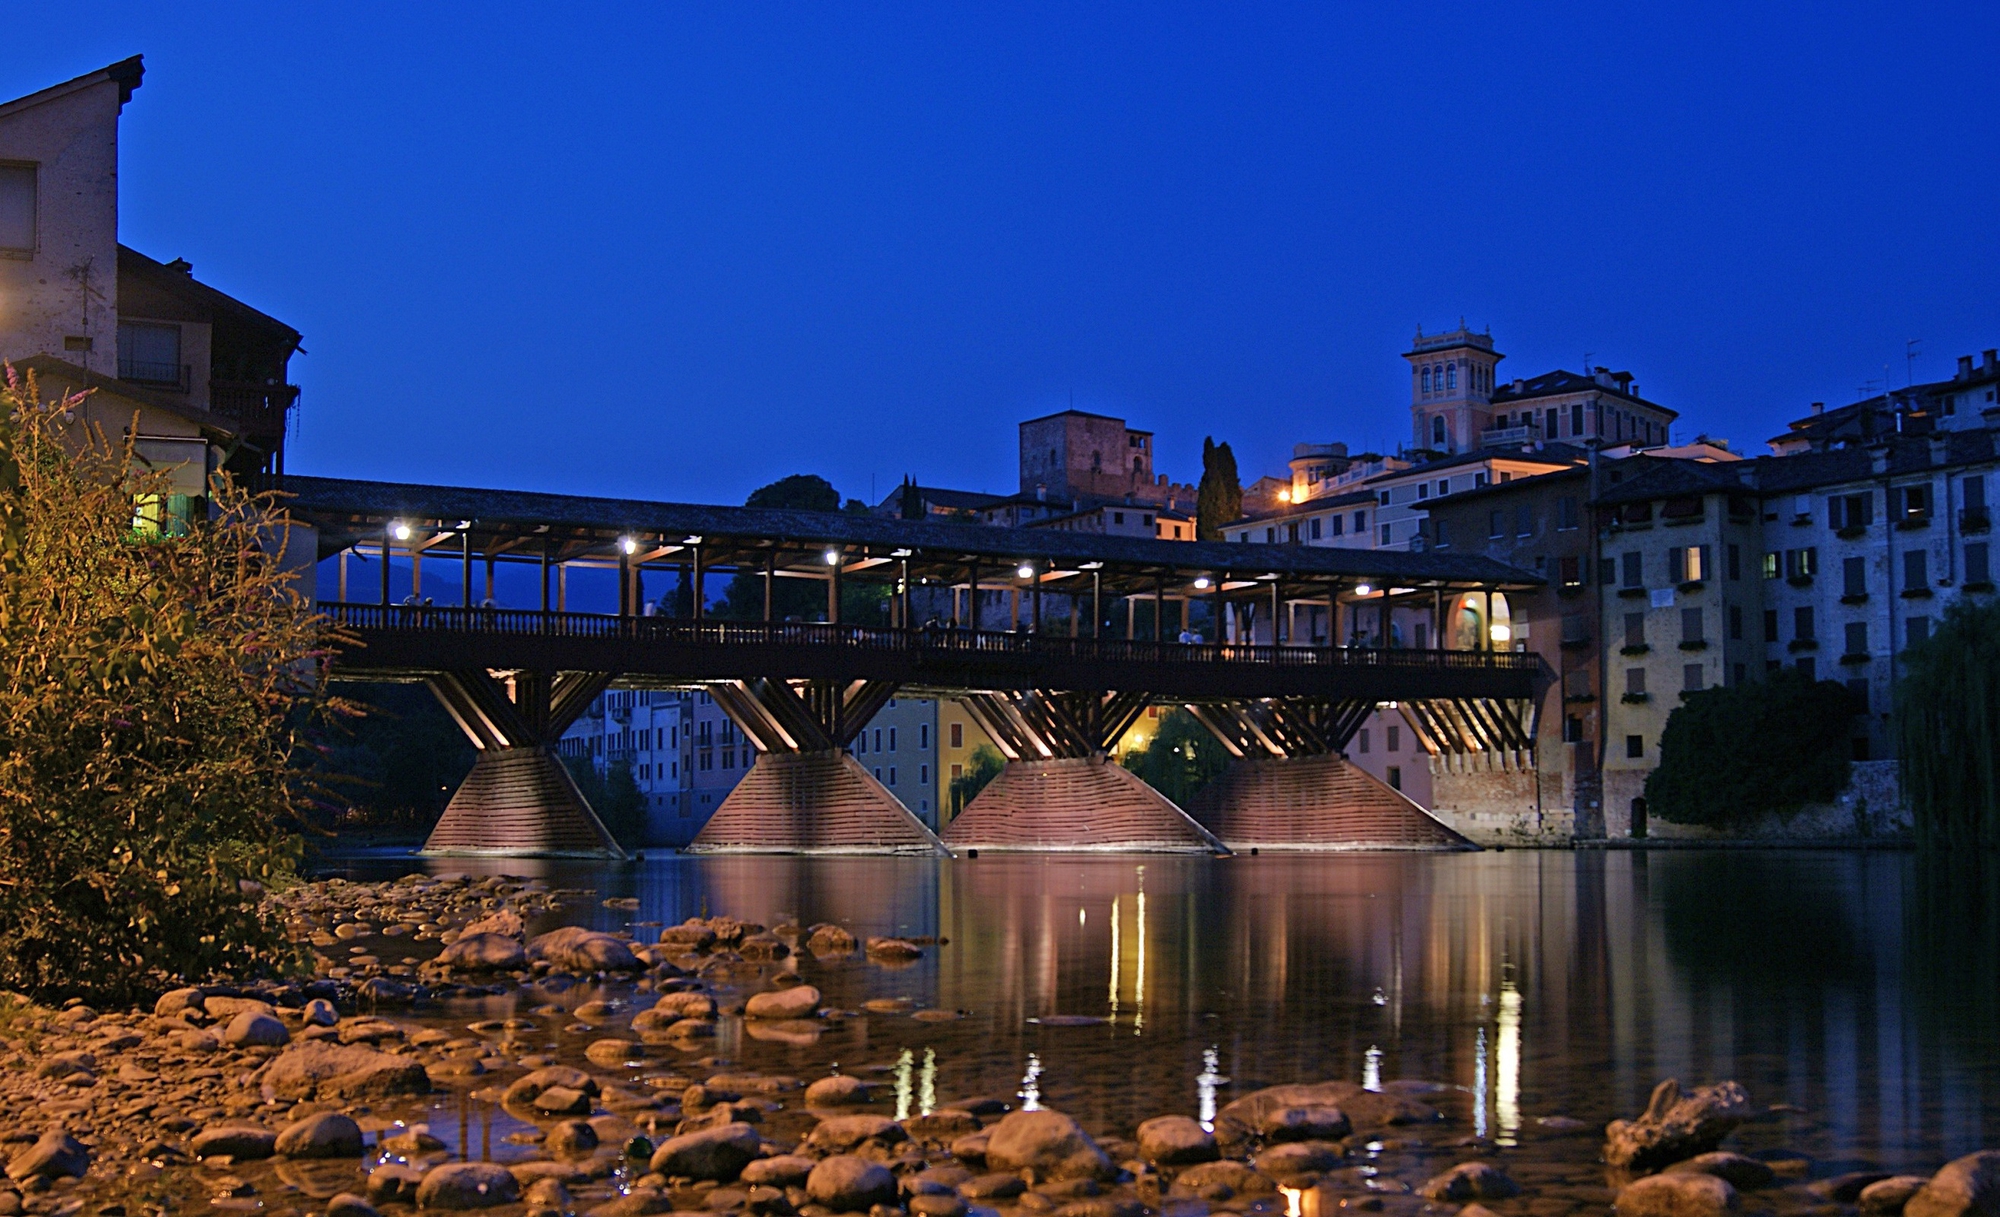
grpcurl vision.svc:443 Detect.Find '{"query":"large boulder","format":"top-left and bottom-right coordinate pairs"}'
top-left (5, 1129), bottom-right (88, 1181)
top-left (224, 1011), bottom-right (291, 1048)
top-left (527, 926), bottom-right (641, 972)
top-left (1906, 1152), bottom-right (2000, 1217)
top-left (807, 1115), bottom-right (907, 1154)
top-left (1419, 1163), bottom-right (1521, 1202)
top-left (632, 992), bottom-right (717, 1031)
top-left (416, 1161), bottom-right (521, 1209)
top-left (745, 985), bottom-right (821, 1020)
top-left (502, 1065), bottom-right (600, 1108)
top-left (1666, 1153), bottom-right (1776, 1191)
top-left (1605, 1080), bottom-right (1754, 1172)
top-left (1616, 1171), bottom-right (1739, 1217)
top-left (438, 932), bottom-right (526, 971)
top-left (647, 1122), bottom-right (761, 1181)
top-left (807, 925), bottom-right (858, 956)
top-left (982, 1110), bottom-right (1114, 1182)
top-left (192, 1125), bottom-right (278, 1161)
top-left (1862, 1176), bottom-right (1932, 1216)
top-left (259, 1041), bottom-right (430, 1100)
top-left (276, 1111), bottom-right (364, 1158)
top-left (1214, 1081), bottom-right (1425, 1145)
top-left (805, 1075), bottom-right (871, 1107)
top-left (807, 1155), bottom-right (898, 1211)
top-left (1135, 1116), bottom-right (1216, 1166)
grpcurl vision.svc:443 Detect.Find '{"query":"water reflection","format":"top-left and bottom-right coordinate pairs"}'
top-left (338, 848), bottom-right (2000, 1168)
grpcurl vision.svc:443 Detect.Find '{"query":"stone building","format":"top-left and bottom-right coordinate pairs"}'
top-left (1404, 324), bottom-right (1676, 455)
top-left (1017, 409), bottom-right (1195, 509)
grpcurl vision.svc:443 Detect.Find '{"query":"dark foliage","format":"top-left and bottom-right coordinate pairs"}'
top-left (319, 682), bottom-right (476, 834)
top-left (1896, 599), bottom-right (2000, 849)
top-left (1121, 709), bottom-right (1232, 806)
top-left (1645, 670), bottom-right (1856, 826)
top-left (949, 745), bottom-right (1005, 815)
top-left (1196, 438), bottom-right (1242, 542)
top-left (561, 755), bottom-right (647, 848)
top-left (715, 474), bottom-right (886, 623)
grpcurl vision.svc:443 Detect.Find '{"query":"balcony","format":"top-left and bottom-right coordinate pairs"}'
top-left (1480, 425), bottom-right (1538, 448)
top-left (209, 381), bottom-right (298, 438)
top-left (118, 358), bottom-right (190, 392)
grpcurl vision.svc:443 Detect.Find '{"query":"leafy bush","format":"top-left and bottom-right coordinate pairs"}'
top-left (0, 368), bottom-right (333, 1001)
top-left (1896, 599), bottom-right (2000, 849)
top-left (949, 745), bottom-right (1005, 815)
top-left (1122, 709), bottom-right (1232, 806)
top-left (1645, 669), bottom-right (1855, 826)
top-left (561, 755), bottom-right (647, 848)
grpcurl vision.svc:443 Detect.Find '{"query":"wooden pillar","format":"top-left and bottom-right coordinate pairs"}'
top-left (1155, 574), bottom-right (1166, 643)
top-left (1092, 570), bottom-right (1102, 638)
top-left (1483, 588), bottom-right (1494, 652)
top-left (1270, 580), bottom-right (1281, 644)
top-left (539, 540), bottom-right (551, 613)
top-left (558, 562), bottom-right (567, 612)
top-left (763, 552), bottom-right (775, 622)
top-left (901, 558), bottom-right (912, 630)
top-left (967, 560), bottom-right (979, 630)
top-left (1214, 579), bottom-right (1226, 645)
top-left (460, 529), bottom-right (473, 609)
top-left (411, 546), bottom-right (422, 599)
top-left (692, 546), bottom-right (705, 621)
top-left (1326, 586), bottom-right (1337, 649)
top-left (618, 548), bottom-right (631, 619)
top-left (338, 549), bottom-right (349, 602)
top-left (1126, 595), bottom-right (1136, 640)
top-left (1379, 591), bottom-right (1391, 649)
top-left (828, 553), bottom-right (842, 624)
top-left (1031, 563), bottom-right (1042, 633)
top-left (484, 556), bottom-right (496, 605)
top-left (380, 531), bottom-right (392, 605)
top-left (1434, 587), bottom-right (1446, 650)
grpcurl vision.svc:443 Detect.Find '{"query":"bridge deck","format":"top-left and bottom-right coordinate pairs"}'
top-left (324, 603), bottom-right (1547, 702)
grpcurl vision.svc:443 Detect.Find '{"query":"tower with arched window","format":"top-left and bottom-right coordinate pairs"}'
top-left (1404, 323), bottom-right (1501, 454)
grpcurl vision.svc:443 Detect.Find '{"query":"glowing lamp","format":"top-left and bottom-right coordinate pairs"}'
top-left (1354, 582), bottom-right (1373, 596)
top-left (619, 536), bottom-right (639, 555)
top-left (823, 548), bottom-right (841, 566)
top-left (1490, 624), bottom-right (1511, 643)
top-left (1193, 576), bottom-right (1212, 590)
top-left (1017, 563), bottom-right (1035, 579)
top-left (390, 521), bottom-right (412, 541)
top-left (1277, 488), bottom-right (1292, 503)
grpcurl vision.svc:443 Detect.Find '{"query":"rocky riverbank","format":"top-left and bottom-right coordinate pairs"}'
top-left (0, 873), bottom-right (1990, 1217)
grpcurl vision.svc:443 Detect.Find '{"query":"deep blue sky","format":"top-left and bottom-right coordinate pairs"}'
top-left (15, 4), bottom-right (1999, 505)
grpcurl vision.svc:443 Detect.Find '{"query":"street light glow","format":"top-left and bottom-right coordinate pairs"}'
top-left (1354, 582), bottom-right (1373, 596)
top-left (823, 548), bottom-right (841, 566)
top-left (390, 521), bottom-right (412, 542)
top-left (619, 536), bottom-right (638, 555)
top-left (1193, 576), bottom-right (1212, 589)
top-left (1017, 563), bottom-right (1035, 579)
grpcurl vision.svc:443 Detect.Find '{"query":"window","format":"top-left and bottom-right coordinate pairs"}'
top-left (1625, 667), bottom-right (1646, 696)
top-left (1762, 552), bottom-right (1780, 579)
top-left (1113, 512), bottom-right (1125, 524)
top-left (1764, 609), bottom-right (1779, 642)
top-left (919, 764), bottom-right (928, 784)
top-left (1626, 734), bottom-right (1644, 759)
top-left (1438, 479), bottom-right (1451, 497)
top-left (1829, 493), bottom-right (1873, 530)
top-left (1447, 365), bottom-right (1457, 390)
top-left (888, 727), bottom-right (897, 750)
top-left (1387, 766), bottom-right (1402, 791)
top-left (920, 724), bottom-right (929, 749)
top-left (1380, 524), bottom-right (1392, 545)
top-left (1669, 546), bottom-right (1710, 583)
top-left (1547, 407), bottom-right (1561, 436)
top-left (1434, 519), bottom-right (1449, 548)
top-left (117, 321), bottom-right (183, 386)
top-left (1684, 664), bottom-right (1704, 692)
top-left (1572, 403), bottom-right (1586, 435)
top-left (1908, 616), bottom-right (1931, 646)
top-left (1727, 544), bottom-right (1741, 580)
top-left (1681, 608), bottom-right (1704, 644)
top-left (1845, 621), bottom-right (1867, 657)
top-left (1557, 496), bottom-right (1579, 530)
top-left (1784, 548), bottom-right (1818, 580)
top-left (1354, 510), bottom-right (1367, 531)
top-left (1331, 515), bottom-right (1344, 536)
top-left (1421, 368), bottom-right (1432, 394)
top-left (1418, 484), bottom-right (1429, 501)
top-left (1900, 484), bottom-right (1931, 520)
top-left (1488, 510), bottom-right (1504, 539)
top-left (951, 763), bottom-right (962, 780)
top-left (1621, 552), bottom-right (1643, 588)
top-left (1843, 556), bottom-right (1867, 598)
top-left (1624, 612), bottom-right (1645, 648)
top-left (1968, 542), bottom-right (1991, 586)
top-left (888, 767), bottom-right (896, 786)
top-left (949, 722), bottom-right (963, 749)
top-left (1794, 606), bottom-right (1815, 642)
top-left (0, 164), bottom-right (33, 255)
top-left (1559, 556), bottom-right (1583, 588)
top-left (1966, 476), bottom-right (1988, 513)
top-left (1904, 548), bottom-right (1928, 592)
top-left (1515, 505), bottom-right (1532, 536)
top-left (1431, 416), bottom-right (1446, 446)
top-left (1358, 729), bottom-right (1370, 754)
top-left (1386, 725), bottom-right (1400, 751)
top-left (1378, 490), bottom-right (1392, 506)
top-left (1310, 517), bottom-right (1322, 540)
top-left (1563, 715), bottom-right (1583, 743)
top-left (1728, 605), bottom-right (1743, 639)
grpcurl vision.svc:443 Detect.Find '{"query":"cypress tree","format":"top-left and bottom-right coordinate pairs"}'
top-left (1896, 599), bottom-right (2000, 849)
top-left (1196, 437), bottom-right (1242, 541)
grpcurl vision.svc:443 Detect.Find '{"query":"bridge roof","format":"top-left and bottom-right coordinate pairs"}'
top-left (282, 474), bottom-right (1540, 596)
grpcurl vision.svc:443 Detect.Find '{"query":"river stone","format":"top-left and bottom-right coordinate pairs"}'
top-left (1260, 1105), bottom-right (1351, 1142)
top-left (1617, 1172), bottom-right (1739, 1217)
top-left (261, 1041), bottom-right (430, 1100)
top-left (504, 1065), bottom-right (600, 1107)
top-left (529, 926), bottom-right (642, 972)
top-left (586, 1038), bottom-right (643, 1066)
top-left (741, 1156), bottom-right (816, 1188)
top-left (647, 1122), bottom-right (761, 1180)
top-left (912, 1194), bottom-right (970, 1217)
top-left (154, 987), bottom-right (205, 1018)
top-left (865, 936), bottom-right (923, 961)
top-left (417, 1161), bottom-right (521, 1209)
top-left (545, 1119), bottom-right (598, 1159)
top-left (805, 1075), bottom-right (870, 1107)
top-left (191, 1124), bottom-right (278, 1161)
top-left (1667, 1153), bottom-right (1777, 1191)
top-left (207, 995), bottom-right (276, 1019)
top-left (906, 1110), bottom-right (982, 1142)
top-left (1176, 1161), bottom-right (1277, 1195)
top-left (463, 909), bottom-right (524, 938)
top-left (533, 1086), bottom-right (593, 1115)
top-left (326, 1193), bottom-right (381, 1217)
top-left (438, 932), bottom-right (526, 971)
top-left (808, 1115), bottom-right (907, 1154)
top-left (808, 1155), bottom-right (898, 1211)
top-left (1254, 1142), bottom-right (1343, 1176)
top-left (739, 933), bottom-right (790, 961)
top-left (1419, 1162), bottom-right (1521, 1202)
top-left (659, 923), bottom-right (717, 951)
top-left (745, 985), bottom-right (821, 1020)
top-left (1604, 1080), bottom-right (1754, 1172)
top-left (302, 998), bottom-right (340, 1027)
top-left (960, 1174), bottom-right (1027, 1200)
top-left (225, 1010), bottom-right (291, 1047)
top-left (1907, 1152), bottom-right (2000, 1217)
top-left (983, 1110), bottom-right (1114, 1182)
top-left (1214, 1081), bottom-right (1430, 1145)
top-left (1135, 1116), bottom-right (1216, 1166)
top-left (366, 1164), bottom-right (424, 1206)
top-left (275, 1111), bottom-right (363, 1158)
top-left (1862, 1176), bottom-right (1933, 1216)
top-left (807, 925), bottom-right (858, 956)
top-left (4, 1129), bottom-right (88, 1181)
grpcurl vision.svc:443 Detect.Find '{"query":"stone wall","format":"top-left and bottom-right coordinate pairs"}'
top-left (1648, 759), bottom-right (1911, 841)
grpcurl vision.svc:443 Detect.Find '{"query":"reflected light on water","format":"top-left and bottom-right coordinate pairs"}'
top-left (1019, 1052), bottom-right (1043, 1111)
top-left (1362, 1044), bottom-right (1382, 1092)
top-left (1278, 1184), bottom-right (1303, 1217)
top-left (920, 1047), bottom-right (937, 1117)
top-left (1108, 896), bottom-right (1120, 1018)
top-left (1497, 976), bottom-right (1522, 1146)
top-left (1473, 1024), bottom-right (1488, 1138)
top-left (1196, 1046), bottom-right (1227, 1131)
top-left (1134, 883), bottom-right (1147, 1035)
top-left (895, 1048), bottom-right (914, 1121)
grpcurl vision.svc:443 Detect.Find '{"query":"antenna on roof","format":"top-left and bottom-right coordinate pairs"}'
top-left (1581, 352), bottom-right (1593, 376)
top-left (1905, 339), bottom-right (1922, 388)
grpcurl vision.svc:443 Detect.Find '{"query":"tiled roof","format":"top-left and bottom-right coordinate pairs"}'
top-left (1491, 369), bottom-right (1677, 418)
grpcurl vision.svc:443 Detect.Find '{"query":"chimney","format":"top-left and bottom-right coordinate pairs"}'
top-left (1035, 483), bottom-right (1046, 502)
top-left (1810, 401), bottom-right (1825, 415)
top-left (1984, 349), bottom-right (1998, 374)
top-left (1959, 354), bottom-right (1975, 380)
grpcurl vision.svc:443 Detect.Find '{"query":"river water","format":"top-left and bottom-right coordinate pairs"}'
top-left (338, 848), bottom-right (2000, 1175)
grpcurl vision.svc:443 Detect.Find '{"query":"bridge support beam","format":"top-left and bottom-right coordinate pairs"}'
top-left (942, 691), bottom-right (1226, 854)
top-left (422, 669), bottom-right (628, 858)
top-left (1180, 698), bottom-right (1473, 851)
top-left (689, 678), bottom-right (947, 855)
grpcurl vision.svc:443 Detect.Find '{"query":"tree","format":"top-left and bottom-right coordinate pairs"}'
top-left (949, 745), bottom-right (1005, 814)
top-left (1644, 670), bottom-right (1856, 827)
top-left (317, 682), bottom-right (476, 838)
top-left (1196, 438), bottom-right (1242, 541)
top-left (1121, 710), bottom-right (1232, 805)
top-left (562, 755), bottom-right (647, 849)
top-left (0, 367), bottom-right (336, 1002)
top-left (716, 474), bottom-right (886, 623)
top-left (1896, 599), bottom-right (2000, 849)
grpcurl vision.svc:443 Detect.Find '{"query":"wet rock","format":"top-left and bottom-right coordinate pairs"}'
top-left (327, 1193), bottom-right (381, 1217)
top-left (439, 932), bottom-right (527, 971)
top-left (809, 1156), bottom-right (899, 1211)
top-left (381, 1128), bottom-right (447, 1157)
top-left (224, 1010), bottom-right (291, 1047)
top-left (659, 923), bottom-right (718, 951)
top-left (808, 1115), bottom-right (907, 1154)
top-left (1136, 1117), bottom-right (1216, 1167)
top-left (1666, 1153), bottom-right (1776, 1191)
top-left (587, 1038), bottom-right (644, 1066)
top-left (464, 908), bottom-right (525, 938)
top-left (960, 1175), bottom-right (1026, 1201)
top-left (546, 1119), bottom-right (599, 1159)
top-left (1907, 1152), bottom-right (2000, 1217)
top-left (648, 1122), bottom-right (763, 1180)
top-left (154, 988), bottom-right (205, 1018)
top-left (4, 1129), bottom-right (88, 1181)
top-left (865, 937), bottom-right (923, 962)
top-left (260, 1040), bottom-right (430, 1100)
top-left (529, 926), bottom-right (643, 972)
top-left (504, 1066), bottom-right (601, 1107)
top-left (1418, 1163), bottom-right (1520, 1202)
top-left (1603, 1080), bottom-right (1754, 1172)
top-left (1615, 1171), bottom-right (1738, 1217)
top-left (418, 1161), bottom-right (523, 1208)
top-left (533, 1086), bottom-right (594, 1115)
top-left (1175, 1162), bottom-right (1276, 1196)
top-left (807, 925), bottom-right (858, 956)
top-left (192, 1125), bottom-right (278, 1161)
top-left (367, 1164), bottom-right (424, 1206)
top-left (1813, 1173), bottom-right (1895, 1202)
top-left (806, 1076), bottom-right (871, 1108)
top-left (1259, 1106), bottom-right (1350, 1142)
top-left (742, 1157), bottom-right (817, 1188)
top-left (1252, 1142), bottom-right (1342, 1176)
top-left (1052, 1201), bottom-right (1144, 1217)
top-left (302, 998), bottom-right (340, 1026)
top-left (983, 1110), bottom-right (1114, 1182)
top-left (745, 985), bottom-right (821, 1020)
top-left (524, 1177), bottom-right (573, 1211)
top-left (950, 1131), bottom-right (992, 1166)
top-left (911, 1195), bottom-right (968, 1217)
top-left (1862, 1176), bottom-right (1932, 1216)
top-left (739, 933), bottom-right (790, 961)
top-left (905, 1111), bottom-right (982, 1142)
top-left (275, 1111), bottom-right (363, 1158)
top-left (1214, 1082), bottom-right (1431, 1145)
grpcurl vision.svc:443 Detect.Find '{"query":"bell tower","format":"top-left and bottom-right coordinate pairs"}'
top-left (1404, 323), bottom-right (1501, 454)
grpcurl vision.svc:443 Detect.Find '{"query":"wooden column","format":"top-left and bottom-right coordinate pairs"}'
top-left (380, 531), bottom-right (392, 605)
top-left (763, 552), bottom-right (775, 622)
top-left (691, 545), bottom-right (705, 621)
top-left (1092, 569), bottom-right (1102, 638)
top-left (461, 529), bottom-right (473, 609)
top-left (1031, 563), bottom-right (1042, 633)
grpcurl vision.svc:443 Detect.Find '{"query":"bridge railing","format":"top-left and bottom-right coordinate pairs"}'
top-left (324, 602), bottom-right (1545, 675)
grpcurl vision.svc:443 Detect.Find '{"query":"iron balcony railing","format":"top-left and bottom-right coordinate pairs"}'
top-left (323, 602), bottom-right (1545, 674)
